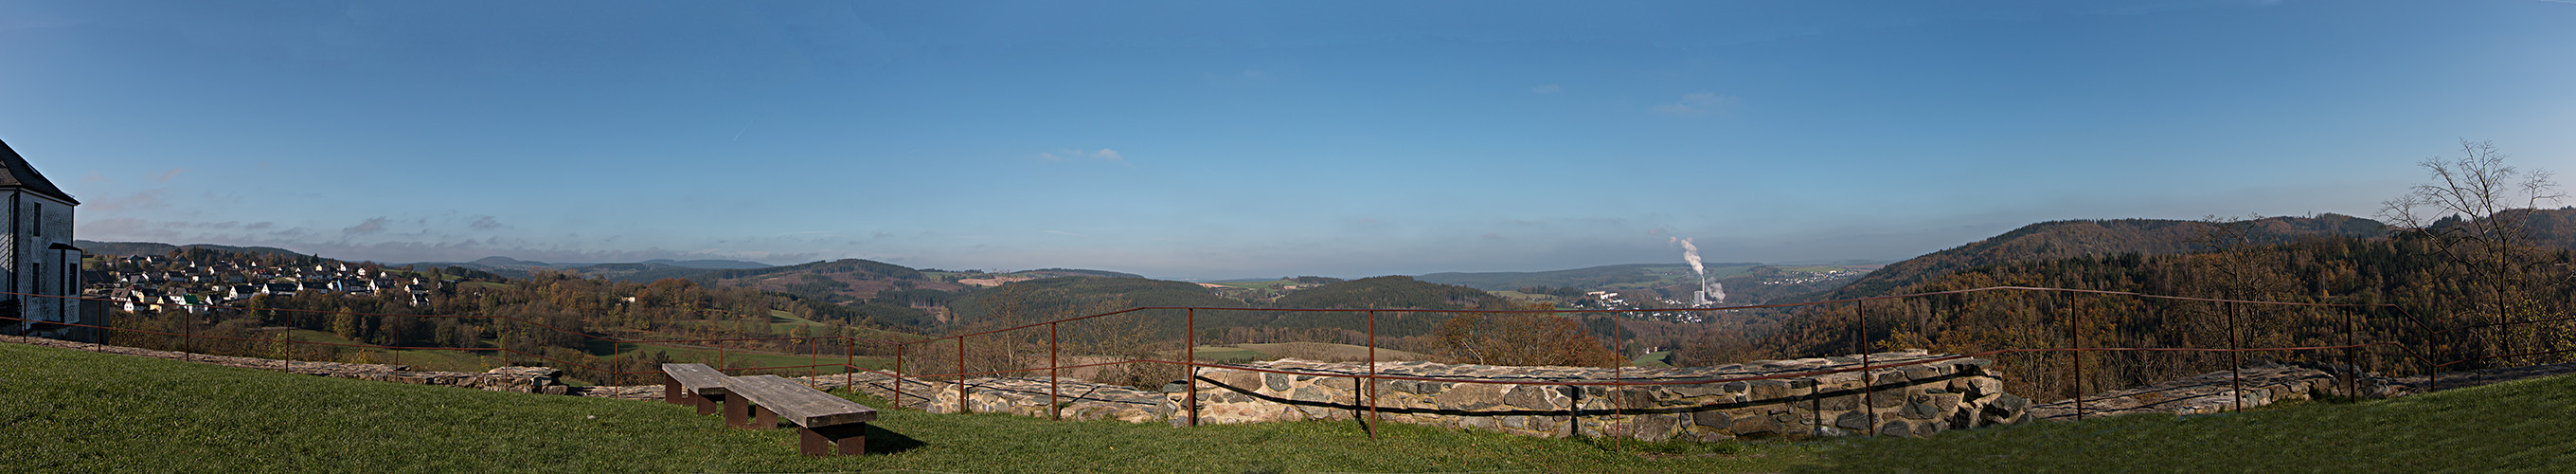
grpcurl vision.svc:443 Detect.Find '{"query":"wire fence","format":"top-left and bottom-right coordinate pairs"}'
top-left (8, 284), bottom-right (2570, 437)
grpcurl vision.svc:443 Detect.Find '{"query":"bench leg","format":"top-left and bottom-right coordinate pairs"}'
top-left (802, 424), bottom-right (868, 456)
top-left (696, 392), bottom-right (721, 415)
top-left (753, 405), bottom-right (778, 429)
top-left (798, 427), bottom-right (829, 456)
top-left (724, 395), bottom-right (751, 428)
top-left (663, 374), bottom-right (683, 405)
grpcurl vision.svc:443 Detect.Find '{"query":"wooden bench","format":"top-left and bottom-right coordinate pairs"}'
top-left (724, 374), bottom-right (879, 456)
top-left (660, 363), bottom-right (733, 419)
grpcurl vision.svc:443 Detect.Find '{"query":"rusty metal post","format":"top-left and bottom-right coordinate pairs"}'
top-left (1861, 301), bottom-right (1874, 434)
top-left (810, 337), bottom-right (819, 388)
top-left (844, 336), bottom-right (853, 394)
top-left (957, 336), bottom-right (968, 413)
top-left (1613, 312), bottom-right (1625, 447)
top-left (2073, 296), bottom-right (2084, 421)
top-left (1187, 308), bottom-right (1199, 428)
top-left (1367, 310), bottom-right (1379, 439)
top-left (1050, 321), bottom-right (1061, 421)
top-left (719, 344), bottom-right (727, 373)
top-left (896, 342), bottom-right (907, 409)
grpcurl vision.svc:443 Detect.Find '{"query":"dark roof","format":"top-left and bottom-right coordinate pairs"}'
top-left (0, 138), bottom-right (79, 205)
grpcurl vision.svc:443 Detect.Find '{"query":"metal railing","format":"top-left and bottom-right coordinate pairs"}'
top-left (9, 284), bottom-right (2567, 437)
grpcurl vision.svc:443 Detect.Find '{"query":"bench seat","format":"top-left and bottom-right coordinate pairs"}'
top-left (660, 363), bottom-right (732, 417)
top-left (725, 374), bottom-right (879, 456)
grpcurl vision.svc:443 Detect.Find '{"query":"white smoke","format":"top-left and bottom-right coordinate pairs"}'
top-left (1671, 237), bottom-right (1724, 305)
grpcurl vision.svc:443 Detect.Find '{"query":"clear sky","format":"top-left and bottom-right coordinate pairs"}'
top-left (9, 1), bottom-right (2575, 279)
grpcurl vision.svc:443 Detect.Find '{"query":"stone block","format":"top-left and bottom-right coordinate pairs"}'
top-left (1867, 391), bottom-right (1907, 410)
top-left (1729, 413), bottom-right (1780, 436)
top-left (1691, 410), bottom-right (1729, 428)
top-left (1819, 393), bottom-right (1860, 411)
top-left (1668, 383), bottom-right (1724, 398)
top-left (1640, 414), bottom-right (1680, 441)
top-left (1834, 410), bottom-right (1870, 430)
top-left (1437, 383), bottom-right (1507, 410)
top-left (1877, 420), bottom-right (1911, 437)
top-left (1263, 373), bottom-right (1291, 392)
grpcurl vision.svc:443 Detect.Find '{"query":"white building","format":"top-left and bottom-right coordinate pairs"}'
top-left (0, 138), bottom-right (93, 341)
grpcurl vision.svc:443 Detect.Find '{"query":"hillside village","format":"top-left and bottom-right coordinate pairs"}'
top-left (83, 253), bottom-right (450, 315)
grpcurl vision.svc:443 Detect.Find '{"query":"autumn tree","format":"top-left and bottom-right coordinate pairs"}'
top-left (2378, 139), bottom-right (2569, 367)
top-left (1435, 302), bottom-right (1622, 367)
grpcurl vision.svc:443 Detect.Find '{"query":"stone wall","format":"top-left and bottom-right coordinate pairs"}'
top-left (782, 350), bottom-right (2029, 441)
top-left (1184, 350), bottom-right (2027, 441)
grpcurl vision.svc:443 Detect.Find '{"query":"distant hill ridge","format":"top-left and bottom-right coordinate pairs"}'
top-left (1417, 263), bottom-right (1756, 292)
top-left (73, 241), bottom-right (308, 258)
top-left (1821, 214), bottom-right (2388, 300)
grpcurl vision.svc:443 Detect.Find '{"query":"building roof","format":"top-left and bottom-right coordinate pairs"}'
top-left (0, 138), bottom-right (80, 205)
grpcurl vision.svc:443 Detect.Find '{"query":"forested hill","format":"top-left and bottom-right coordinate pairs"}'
top-left (1819, 214), bottom-right (2388, 300)
top-left (690, 259), bottom-right (961, 305)
top-left (75, 241), bottom-right (309, 259)
top-left (943, 277), bottom-right (1239, 325)
top-left (1269, 276), bottom-right (1508, 310)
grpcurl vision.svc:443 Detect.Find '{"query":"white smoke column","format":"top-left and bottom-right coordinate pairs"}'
top-left (1672, 237), bottom-right (1720, 305)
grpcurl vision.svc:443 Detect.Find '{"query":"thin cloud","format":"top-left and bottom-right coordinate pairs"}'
top-left (1091, 149), bottom-right (1123, 161)
top-left (155, 167), bottom-right (187, 183)
top-left (468, 215), bottom-right (506, 230)
top-left (82, 172), bottom-right (111, 183)
top-left (343, 217), bottom-right (390, 235)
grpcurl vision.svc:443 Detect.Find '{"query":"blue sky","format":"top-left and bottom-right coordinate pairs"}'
top-left (9, 1), bottom-right (2575, 279)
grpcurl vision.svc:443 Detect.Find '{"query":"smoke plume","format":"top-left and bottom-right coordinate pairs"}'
top-left (1672, 237), bottom-right (1723, 304)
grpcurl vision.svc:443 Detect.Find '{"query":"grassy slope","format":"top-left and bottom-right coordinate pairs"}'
top-left (1, 342), bottom-right (1812, 473)
top-left (1798, 374), bottom-right (2576, 473)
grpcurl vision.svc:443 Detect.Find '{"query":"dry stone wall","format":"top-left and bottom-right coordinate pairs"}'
top-left (766, 350), bottom-right (2030, 441)
top-left (1186, 350), bottom-right (2027, 441)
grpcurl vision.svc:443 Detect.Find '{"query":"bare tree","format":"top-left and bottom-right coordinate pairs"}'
top-left (2378, 139), bottom-right (2567, 367)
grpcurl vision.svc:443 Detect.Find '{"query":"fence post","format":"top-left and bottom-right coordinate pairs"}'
top-left (1861, 300), bottom-right (1873, 434)
top-left (957, 335), bottom-right (968, 413)
top-left (844, 336), bottom-right (852, 394)
top-left (1187, 308), bottom-right (1199, 428)
top-left (1366, 310), bottom-right (1379, 440)
top-left (2073, 295), bottom-right (2084, 421)
top-left (896, 342), bottom-right (907, 410)
top-left (1050, 321), bottom-right (1061, 421)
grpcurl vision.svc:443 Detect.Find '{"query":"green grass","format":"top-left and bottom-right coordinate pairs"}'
top-left (1631, 351), bottom-right (1674, 368)
top-left (1795, 374), bottom-right (2576, 473)
top-left (2, 341), bottom-right (1816, 473)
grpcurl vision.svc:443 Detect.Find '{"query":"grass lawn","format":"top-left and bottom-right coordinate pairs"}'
top-left (1, 341), bottom-right (1816, 473)
top-left (1795, 374), bottom-right (2576, 473)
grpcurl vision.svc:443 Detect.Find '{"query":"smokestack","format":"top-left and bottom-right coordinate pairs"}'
top-left (1672, 237), bottom-right (1721, 305)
